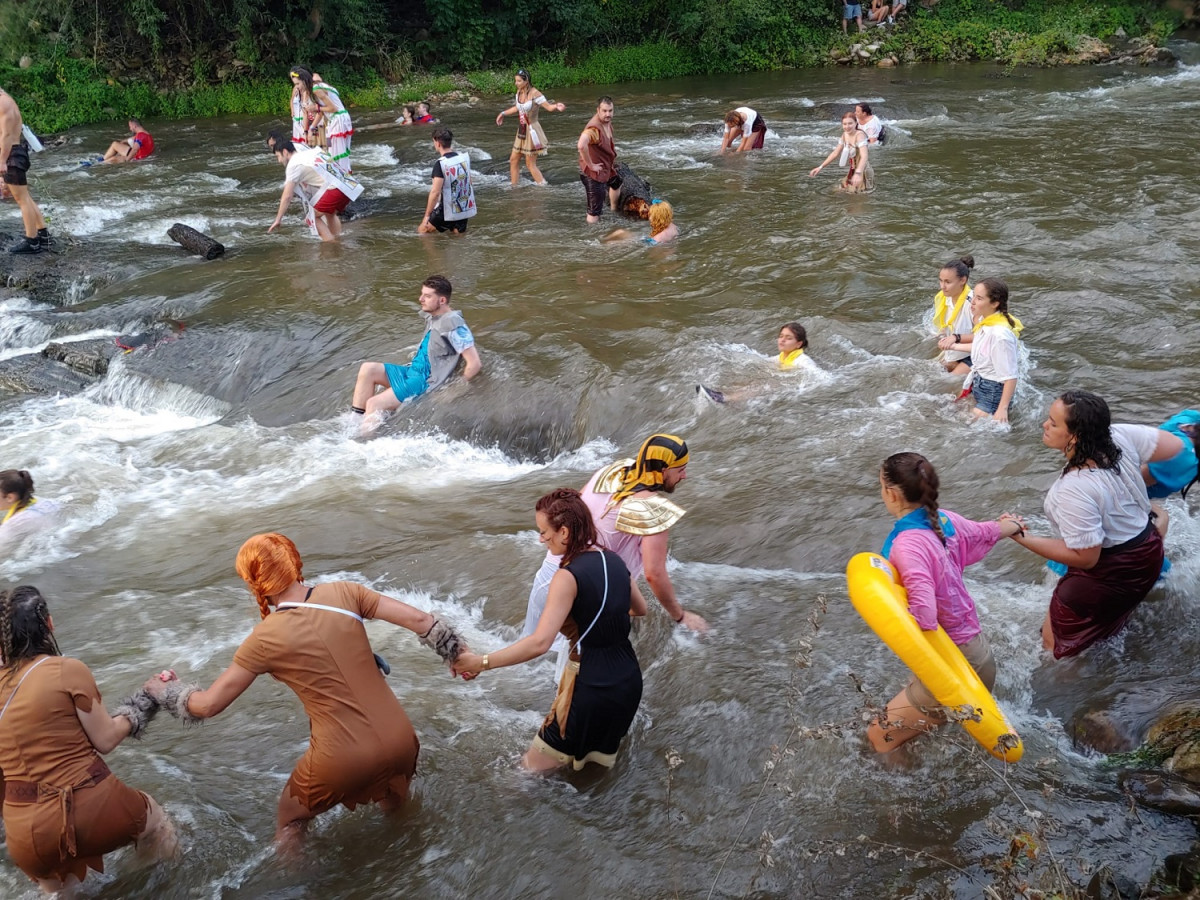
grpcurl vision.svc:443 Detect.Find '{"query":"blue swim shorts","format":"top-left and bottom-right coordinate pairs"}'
top-left (844, 3), bottom-right (863, 18)
top-left (384, 363), bottom-right (428, 403)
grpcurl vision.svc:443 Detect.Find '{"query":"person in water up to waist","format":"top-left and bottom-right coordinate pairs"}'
top-left (350, 275), bottom-right (482, 432)
top-left (933, 255), bottom-right (976, 374)
top-left (100, 118), bottom-right (154, 164)
top-left (1138, 408), bottom-right (1199, 542)
top-left (0, 469), bottom-right (61, 554)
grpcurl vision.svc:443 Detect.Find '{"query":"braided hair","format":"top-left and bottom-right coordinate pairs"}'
top-left (235, 533), bottom-right (304, 619)
top-left (1058, 390), bottom-right (1122, 474)
top-left (975, 277), bottom-right (1018, 331)
top-left (0, 469), bottom-right (35, 511)
top-left (0, 586), bottom-right (60, 684)
top-left (535, 488), bottom-right (598, 567)
top-left (881, 452), bottom-right (945, 545)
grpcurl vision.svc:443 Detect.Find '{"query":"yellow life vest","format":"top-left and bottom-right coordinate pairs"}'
top-left (973, 312), bottom-right (1024, 337)
top-left (933, 285), bottom-right (971, 331)
top-left (778, 348), bottom-right (805, 369)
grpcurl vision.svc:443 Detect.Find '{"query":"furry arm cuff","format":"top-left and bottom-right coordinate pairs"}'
top-left (114, 688), bottom-right (160, 739)
top-left (159, 681), bottom-right (204, 724)
top-left (419, 617), bottom-right (464, 664)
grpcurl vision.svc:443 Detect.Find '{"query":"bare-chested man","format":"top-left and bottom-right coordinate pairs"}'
top-left (0, 88), bottom-right (51, 254)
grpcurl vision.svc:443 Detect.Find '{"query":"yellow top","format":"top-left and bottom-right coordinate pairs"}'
top-left (778, 348), bottom-right (805, 369)
top-left (933, 285), bottom-right (971, 331)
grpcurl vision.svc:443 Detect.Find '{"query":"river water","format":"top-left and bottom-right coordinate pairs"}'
top-left (2, 41), bottom-right (1200, 898)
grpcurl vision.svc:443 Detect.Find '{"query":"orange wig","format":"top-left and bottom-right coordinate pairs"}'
top-left (235, 532), bottom-right (303, 619)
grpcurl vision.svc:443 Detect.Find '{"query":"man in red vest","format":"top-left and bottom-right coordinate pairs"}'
top-left (576, 97), bottom-right (622, 224)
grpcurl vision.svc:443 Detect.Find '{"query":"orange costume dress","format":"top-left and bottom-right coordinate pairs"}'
top-left (0, 657), bottom-right (150, 883)
top-left (232, 582), bottom-right (420, 813)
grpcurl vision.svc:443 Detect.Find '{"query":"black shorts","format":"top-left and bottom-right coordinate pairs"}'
top-left (4, 143), bottom-right (30, 186)
top-left (580, 173), bottom-right (622, 218)
top-left (429, 206), bottom-right (467, 233)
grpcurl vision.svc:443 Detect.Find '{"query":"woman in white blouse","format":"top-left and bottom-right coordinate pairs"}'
top-left (1010, 391), bottom-right (1177, 658)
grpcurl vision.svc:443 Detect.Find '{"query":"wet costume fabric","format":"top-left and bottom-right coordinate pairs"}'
top-left (535, 550), bottom-right (643, 769)
top-left (232, 582), bottom-right (420, 813)
top-left (0, 657), bottom-right (149, 882)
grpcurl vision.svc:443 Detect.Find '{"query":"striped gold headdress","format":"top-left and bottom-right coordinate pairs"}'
top-left (611, 433), bottom-right (689, 503)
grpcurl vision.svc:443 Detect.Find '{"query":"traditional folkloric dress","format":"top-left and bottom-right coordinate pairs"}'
top-left (512, 91), bottom-right (551, 156)
top-left (314, 80), bottom-right (354, 173)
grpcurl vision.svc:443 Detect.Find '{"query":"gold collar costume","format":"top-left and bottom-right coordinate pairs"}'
top-left (601, 434), bottom-right (689, 535)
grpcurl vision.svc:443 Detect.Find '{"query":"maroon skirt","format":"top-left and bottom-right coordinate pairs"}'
top-left (1049, 524), bottom-right (1164, 659)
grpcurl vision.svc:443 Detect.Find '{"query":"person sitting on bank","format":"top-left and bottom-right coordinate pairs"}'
top-left (101, 118), bottom-right (155, 164)
top-left (266, 131), bottom-right (363, 242)
top-left (720, 107), bottom-right (767, 152)
top-left (350, 274), bottom-right (482, 432)
top-left (418, 128), bottom-right (477, 235)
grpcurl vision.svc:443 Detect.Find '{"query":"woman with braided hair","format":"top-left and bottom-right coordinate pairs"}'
top-left (1009, 391), bottom-right (1179, 658)
top-left (455, 489), bottom-right (647, 772)
top-left (868, 453), bottom-right (1024, 752)
top-left (142, 532), bottom-right (468, 852)
top-left (0, 586), bottom-right (176, 892)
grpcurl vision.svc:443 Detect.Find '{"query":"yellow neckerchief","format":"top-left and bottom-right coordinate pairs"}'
top-left (973, 312), bottom-right (1024, 337)
top-left (2, 496), bottom-right (34, 526)
top-left (778, 348), bottom-right (805, 369)
top-left (933, 284), bottom-right (971, 331)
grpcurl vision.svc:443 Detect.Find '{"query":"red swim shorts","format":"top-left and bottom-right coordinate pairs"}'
top-left (313, 188), bottom-right (350, 214)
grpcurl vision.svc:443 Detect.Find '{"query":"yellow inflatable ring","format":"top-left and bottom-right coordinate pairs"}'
top-left (847, 552), bottom-right (1023, 763)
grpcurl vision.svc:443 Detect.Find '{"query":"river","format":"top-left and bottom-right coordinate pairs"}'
top-left (2, 40), bottom-right (1199, 898)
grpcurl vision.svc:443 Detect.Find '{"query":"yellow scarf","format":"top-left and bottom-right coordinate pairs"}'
top-left (973, 312), bottom-right (1024, 337)
top-left (2, 496), bottom-right (34, 526)
top-left (778, 348), bottom-right (805, 369)
top-left (933, 285), bottom-right (971, 331)
top-left (611, 434), bottom-right (689, 503)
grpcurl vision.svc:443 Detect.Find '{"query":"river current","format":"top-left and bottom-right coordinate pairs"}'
top-left (2, 42), bottom-right (1200, 898)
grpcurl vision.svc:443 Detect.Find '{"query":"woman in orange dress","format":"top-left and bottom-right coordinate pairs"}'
top-left (0, 586), bottom-right (176, 894)
top-left (144, 532), bottom-right (467, 852)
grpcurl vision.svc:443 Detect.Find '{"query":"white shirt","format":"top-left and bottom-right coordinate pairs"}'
top-left (1044, 424), bottom-right (1159, 548)
top-left (725, 106), bottom-right (759, 138)
top-left (970, 324), bottom-right (1019, 382)
top-left (860, 115), bottom-right (883, 142)
top-left (0, 499), bottom-right (60, 552)
top-left (284, 148), bottom-right (327, 198)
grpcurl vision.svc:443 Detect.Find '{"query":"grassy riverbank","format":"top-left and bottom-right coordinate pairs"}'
top-left (0, 0), bottom-right (1185, 134)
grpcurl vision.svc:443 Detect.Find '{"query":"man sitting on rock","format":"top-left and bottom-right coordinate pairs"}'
top-left (101, 118), bottom-right (155, 164)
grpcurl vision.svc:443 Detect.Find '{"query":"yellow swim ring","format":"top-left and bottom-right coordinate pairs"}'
top-left (846, 551), bottom-right (1023, 763)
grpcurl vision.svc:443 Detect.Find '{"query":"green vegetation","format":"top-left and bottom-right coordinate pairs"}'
top-left (0, 0), bottom-right (1184, 132)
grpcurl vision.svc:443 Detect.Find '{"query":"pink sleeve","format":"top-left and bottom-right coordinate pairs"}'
top-left (945, 511), bottom-right (1002, 567)
top-left (888, 535), bottom-right (939, 631)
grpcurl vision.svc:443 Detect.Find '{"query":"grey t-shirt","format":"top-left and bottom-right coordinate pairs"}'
top-left (423, 309), bottom-right (475, 390)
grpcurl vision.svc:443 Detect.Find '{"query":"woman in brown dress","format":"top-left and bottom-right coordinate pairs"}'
top-left (495, 69), bottom-right (566, 186)
top-left (144, 532), bottom-right (467, 853)
top-left (0, 586), bottom-right (176, 893)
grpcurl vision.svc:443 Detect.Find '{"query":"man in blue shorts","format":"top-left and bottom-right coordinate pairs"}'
top-left (350, 275), bottom-right (482, 431)
top-left (843, 0), bottom-right (864, 33)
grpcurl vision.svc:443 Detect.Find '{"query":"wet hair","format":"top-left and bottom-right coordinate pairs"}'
top-left (267, 130), bottom-right (295, 155)
top-left (0, 586), bottom-right (60, 680)
top-left (597, 95), bottom-right (614, 108)
top-left (648, 200), bottom-right (673, 234)
top-left (857, 103), bottom-right (873, 116)
top-left (516, 68), bottom-right (530, 82)
top-left (0, 469), bottom-right (35, 509)
top-left (841, 112), bottom-right (857, 125)
top-left (289, 66), bottom-right (314, 95)
top-left (235, 533), bottom-right (304, 619)
top-left (422, 274), bottom-right (452, 301)
top-left (432, 127), bottom-right (453, 148)
top-left (780, 322), bottom-right (808, 348)
top-left (403, 104), bottom-right (416, 119)
top-left (1057, 390), bottom-right (1122, 474)
top-left (940, 255), bottom-right (975, 281)
top-left (129, 117), bottom-right (144, 130)
top-left (881, 452), bottom-right (945, 545)
top-left (417, 100), bottom-right (431, 113)
top-left (724, 110), bottom-right (745, 127)
top-left (535, 488), bottom-right (598, 567)
top-left (974, 277), bottom-right (1017, 330)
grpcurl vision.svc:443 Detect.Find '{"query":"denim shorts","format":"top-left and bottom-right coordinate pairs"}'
top-left (972, 375), bottom-right (1007, 414)
top-left (844, 3), bottom-right (862, 18)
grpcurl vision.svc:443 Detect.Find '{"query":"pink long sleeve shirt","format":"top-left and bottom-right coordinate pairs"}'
top-left (886, 510), bottom-right (1002, 645)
